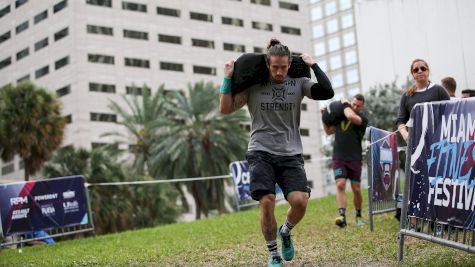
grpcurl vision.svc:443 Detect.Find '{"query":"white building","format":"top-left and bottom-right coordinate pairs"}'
top-left (0, 0), bottom-right (329, 197)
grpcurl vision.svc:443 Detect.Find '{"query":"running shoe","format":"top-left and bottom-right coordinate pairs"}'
top-left (268, 255), bottom-right (284, 267)
top-left (278, 225), bottom-right (294, 261)
top-left (356, 216), bottom-right (366, 227)
top-left (335, 215), bottom-right (347, 228)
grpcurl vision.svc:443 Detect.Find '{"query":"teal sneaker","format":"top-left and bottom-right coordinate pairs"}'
top-left (278, 225), bottom-right (294, 261)
top-left (356, 216), bottom-right (366, 227)
top-left (268, 255), bottom-right (283, 267)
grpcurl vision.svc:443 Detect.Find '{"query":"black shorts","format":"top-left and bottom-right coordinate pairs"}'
top-left (245, 150), bottom-right (310, 201)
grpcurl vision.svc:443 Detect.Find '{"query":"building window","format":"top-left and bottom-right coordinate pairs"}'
top-left (191, 38), bottom-right (215, 49)
top-left (16, 47), bottom-right (29, 61)
top-left (190, 12), bottom-right (213, 22)
top-left (15, 0), bottom-right (28, 8)
top-left (156, 6), bottom-right (180, 17)
top-left (328, 36), bottom-right (340, 52)
top-left (123, 29), bottom-right (148, 40)
top-left (314, 42), bottom-right (325, 56)
top-left (326, 19), bottom-right (338, 34)
top-left (86, 0), bottom-right (112, 7)
top-left (251, 0), bottom-right (271, 6)
top-left (343, 32), bottom-right (355, 47)
top-left (252, 21), bottom-right (273, 31)
top-left (160, 61), bottom-right (184, 72)
top-left (325, 1), bottom-right (337, 16)
top-left (56, 85), bottom-right (70, 97)
top-left (34, 37), bottom-right (49, 51)
top-left (341, 13), bottom-right (353, 29)
top-left (34, 10), bottom-right (48, 24)
top-left (254, 47), bottom-right (264, 53)
top-left (89, 82), bottom-right (116, 93)
top-left (87, 24), bottom-right (113, 36)
top-left (221, 16), bottom-right (243, 27)
top-left (53, 0), bottom-right (68, 13)
top-left (279, 1), bottom-right (298, 11)
top-left (15, 21), bottom-right (29, 34)
top-left (126, 86), bottom-right (151, 95)
top-left (17, 74), bottom-right (30, 83)
top-left (0, 31), bottom-right (11, 44)
top-left (122, 1), bottom-right (147, 13)
top-left (64, 114), bottom-right (72, 123)
top-left (318, 59), bottom-right (328, 72)
top-left (1, 163), bottom-right (14, 175)
top-left (55, 56), bottom-right (69, 70)
top-left (300, 128), bottom-right (310, 136)
top-left (301, 103), bottom-right (307, 111)
top-left (312, 24), bottom-right (324, 39)
top-left (88, 54), bottom-right (115, 64)
top-left (223, 43), bottom-right (245, 52)
top-left (345, 50), bottom-right (357, 65)
top-left (346, 69), bottom-right (359, 84)
top-left (158, 34), bottom-right (181, 44)
top-left (311, 6), bottom-right (322, 21)
top-left (54, 27), bottom-right (69, 41)
top-left (303, 154), bottom-right (312, 160)
top-left (90, 112), bottom-right (117, 122)
top-left (124, 57), bottom-right (150, 68)
top-left (330, 55), bottom-right (342, 70)
top-left (331, 73), bottom-right (343, 88)
top-left (193, 65), bottom-right (216, 76)
top-left (340, 0), bottom-right (352, 11)
top-left (281, 26), bottom-right (301, 35)
top-left (35, 65), bottom-right (49, 79)
top-left (0, 5), bottom-right (10, 19)
top-left (0, 57), bottom-right (12, 70)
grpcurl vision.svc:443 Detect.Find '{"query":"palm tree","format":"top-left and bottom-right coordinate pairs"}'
top-left (106, 85), bottom-right (191, 212)
top-left (42, 146), bottom-right (180, 234)
top-left (0, 82), bottom-right (65, 181)
top-left (106, 85), bottom-right (167, 175)
top-left (150, 81), bottom-right (249, 219)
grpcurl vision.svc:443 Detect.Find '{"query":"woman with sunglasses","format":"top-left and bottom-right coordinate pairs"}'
top-left (396, 59), bottom-right (450, 143)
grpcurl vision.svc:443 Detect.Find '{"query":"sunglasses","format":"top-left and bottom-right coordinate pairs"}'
top-left (412, 66), bottom-right (428, 73)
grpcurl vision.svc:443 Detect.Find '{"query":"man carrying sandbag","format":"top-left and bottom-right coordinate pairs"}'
top-left (219, 38), bottom-right (333, 267)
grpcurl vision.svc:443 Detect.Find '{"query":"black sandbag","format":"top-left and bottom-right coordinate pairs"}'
top-left (321, 100), bottom-right (346, 126)
top-left (231, 53), bottom-right (311, 94)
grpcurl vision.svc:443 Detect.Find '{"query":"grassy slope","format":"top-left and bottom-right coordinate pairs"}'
top-left (1, 191), bottom-right (475, 267)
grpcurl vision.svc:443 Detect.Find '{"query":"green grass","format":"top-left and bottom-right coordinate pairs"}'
top-left (1, 190), bottom-right (475, 267)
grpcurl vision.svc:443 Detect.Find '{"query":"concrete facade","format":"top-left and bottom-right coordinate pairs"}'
top-left (0, 0), bottom-right (329, 197)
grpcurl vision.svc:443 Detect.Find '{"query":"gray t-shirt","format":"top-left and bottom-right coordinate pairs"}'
top-left (245, 76), bottom-right (314, 156)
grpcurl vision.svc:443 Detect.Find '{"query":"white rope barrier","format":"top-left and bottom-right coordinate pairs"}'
top-left (85, 174), bottom-right (232, 188)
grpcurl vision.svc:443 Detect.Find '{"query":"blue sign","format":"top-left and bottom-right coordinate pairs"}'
top-left (0, 176), bottom-right (89, 236)
top-left (369, 127), bottom-right (399, 201)
top-left (408, 99), bottom-right (475, 229)
top-left (230, 161), bottom-right (282, 202)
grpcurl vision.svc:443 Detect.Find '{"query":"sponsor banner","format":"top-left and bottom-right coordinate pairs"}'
top-left (408, 99), bottom-right (475, 229)
top-left (230, 161), bottom-right (282, 202)
top-left (368, 127), bottom-right (399, 201)
top-left (0, 176), bottom-right (89, 236)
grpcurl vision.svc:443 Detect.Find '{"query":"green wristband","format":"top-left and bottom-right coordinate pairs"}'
top-left (220, 77), bottom-right (232, 94)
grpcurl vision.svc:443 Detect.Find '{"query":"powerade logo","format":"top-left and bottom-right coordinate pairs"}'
top-left (10, 196), bottom-right (28, 206)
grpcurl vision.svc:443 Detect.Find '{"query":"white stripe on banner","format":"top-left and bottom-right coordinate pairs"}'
top-left (85, 174), bottom-right (232, 188)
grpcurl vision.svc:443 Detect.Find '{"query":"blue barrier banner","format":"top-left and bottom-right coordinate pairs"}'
top-left (230, 161), bottom-right (282, 202)
top-left (369, 127), bottom-right (399, 201)
top-left (0, 176), bottom-right (89, 236)
top-left (408, 99), bottom-right (475, 229)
